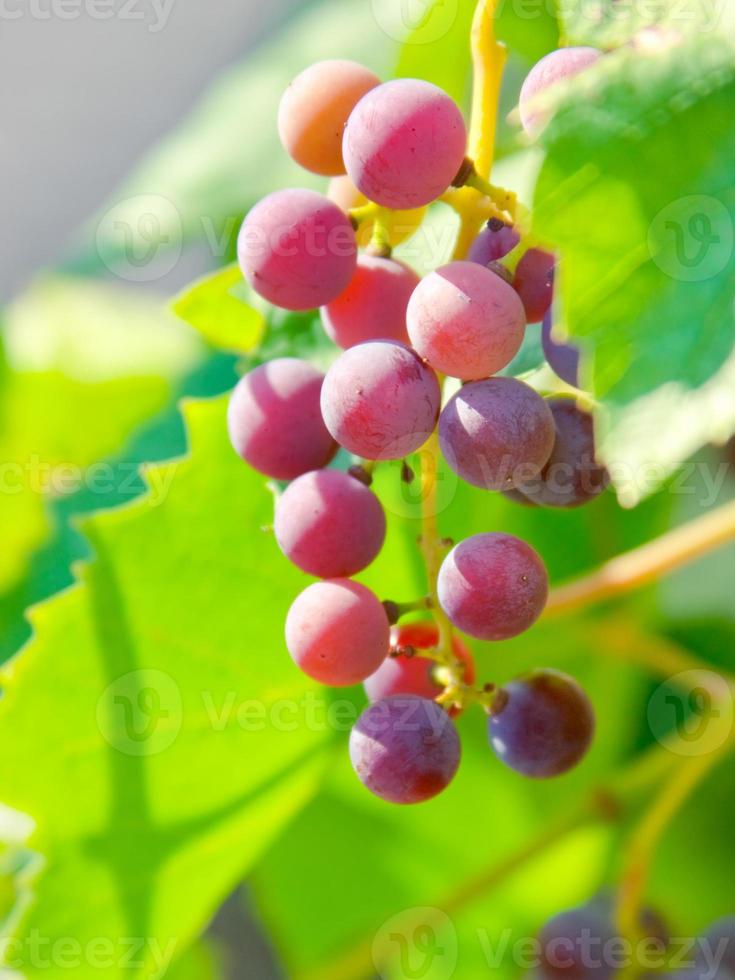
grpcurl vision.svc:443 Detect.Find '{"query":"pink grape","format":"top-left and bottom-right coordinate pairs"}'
top-left (364, 622), bottom-right (476, 716)
top-left (321, 254), bottom-right (419, 349)
top-left (321, 341), bottom-right (441, 460)
top-left (439, 377), bottom-right (555, 491)
top-left (238, 189), bottom-right (357, 311)
top-left (513, 248), bottom-right (555, 323)
top-left (227, 359), bottom-right (337, 480)
top-left (278, 60), bottom-right (380, 176)
top-left (438, 533), bottom-right (549, 641)
top-left (343, 78), bottom-right (467, 209)
top-left (467, 218), bottom-right (521, 266)
top-left (274, 469), bottom-right (386, 578)
top-left (285, 579), bottom-right (389, 686)
top-left (349, 695), bottom-right (461, 804)
top-left (407, 260), bottom-right (526, 380)
top-left (520, 46), bottom-right (602, 137)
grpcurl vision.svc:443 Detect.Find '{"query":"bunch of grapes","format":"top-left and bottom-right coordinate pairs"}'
top-left (229, 47), bottom-right (607, 805)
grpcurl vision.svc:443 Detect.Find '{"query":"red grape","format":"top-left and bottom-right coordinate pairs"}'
top-left (238, 189), bottom-right (357, 311)
top-left (274, 469), bottom-right (386, 578)
top-left (438, 533), bottom-right (548, 641)
top-left (513, 248), bottom-right (555, 323)
top-left (227, 359), bottom-right (336, 480)
top-left (286, 579), bottom-right (389, 686)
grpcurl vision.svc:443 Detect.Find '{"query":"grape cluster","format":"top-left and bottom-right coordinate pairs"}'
top-left (229, 49), bottom-right (607, 805)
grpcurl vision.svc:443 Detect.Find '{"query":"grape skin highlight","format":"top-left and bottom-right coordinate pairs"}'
top-left (227, 359), bottom-right (337, 481)
top-left (321, 340), bottom-right (441, 460)
top-left (489, 669), bottom-right (595, 778)
top-left (407, 260), bottom-right (526, 380)
top-left (274, 469), bottom-right (386, 578)
top-left (238, 189), bottom-right (357, 311)
top-left (321, 254), bottom-right (419, 349)
top-left (438, 533), bottom-right (549, 641)
top-left (285, 579), bottom-right (389, 686)
top-left (439, 377), bottom-right (555, 491)
top-left (520, 46), bottom-right (602, 137)
top-left (343, 78), bottom-right (468, 209)
top-left (349, 695), bottom-right (461, 804)
top-left (278, 60), bottom-right (380, 176)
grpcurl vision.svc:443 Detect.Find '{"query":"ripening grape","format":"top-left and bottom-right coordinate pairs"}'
top-left (438, 533), bottom-right (548, 641)
top-left (349, 695), bottom-right (461, 804)
top-left (227, 359), bottom-right (337, 480)
top-left (542, 310), bottom-right (581, 387)
top-left (321, 254), bottom-right (419, 349)
top-left (274, 469), bottom-right (386, 578)
top-left (285, 579), bottom-right (389, 686)
top-left (513, 398), bottom-right (608, 509)
top-left (439, 377), bottom-right (555, 491)
top-left (327, 175), bottom-right (426, 248)
top-left (520, 46), bottom-right (602, 137)
top-left (321, 341), bottom-right (441, 460)
top-left (278, 60), bottom-right (380, 176)
top-left (467, 218), bottom-right (520, 266)
top-left (489, 669), bottom-right (594, 778)
top-left (703, 919), bottom-right (735, 976)
top-left (513, 248), bottom-right (555, 323)
top-left (537, 904), bottom-right (618, 980)
top-left (407, 260), bottom-right (526, 380)
top-left (343, 78), bottom-right (468, 209)
top-left (364, 622), bottom-right (476, 710)
top-left (238, 189), bottom-right (357, 311)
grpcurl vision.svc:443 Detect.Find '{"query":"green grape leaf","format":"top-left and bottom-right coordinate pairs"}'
top-left (0, 397), bottom-right (333, 978)
top-left (531, 32), bottom-right (735, 503)
top-left (0, 277), bottom-right (202, 595)
top-left (557, 0), bottom-right (730, 49)
top-left (172, 265), bottom-right (264, 354)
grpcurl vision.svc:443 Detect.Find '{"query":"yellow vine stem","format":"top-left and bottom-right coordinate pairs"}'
top-left (545, 500), bottom-right (735, 617)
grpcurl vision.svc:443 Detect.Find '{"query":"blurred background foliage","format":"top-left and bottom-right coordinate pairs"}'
top-left (0, 0), bottom-right (734, 978)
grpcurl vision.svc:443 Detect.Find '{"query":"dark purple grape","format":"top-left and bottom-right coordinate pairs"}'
top-left (439, 377), bottom-right (555, 491)
top-left (537, 905), bottom-right (619, 980)
top-left (542, 311), bottom-right (581, 387)
top-left (438, 533), bottom-right (548, 641)
top-left (513, 398), bottom-right (609, 509)
top-left (467, 218), bottom-right (521, 265)
top-left (489, 669), bottom-right (594, 778)
top-left (349, 695), bottom-right (460, 804)
top-left (513, 248), bottom-right (555, 323)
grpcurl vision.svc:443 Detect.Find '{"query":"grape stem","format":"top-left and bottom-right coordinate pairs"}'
top-left (546, 500), bottom-right (735, 617)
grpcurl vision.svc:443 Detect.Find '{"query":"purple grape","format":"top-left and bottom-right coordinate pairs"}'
top-left (537, 905), bottom-right (619, 980)
top-left (285, 579), bottom-right (389, 686)
top-left (439, 377), bottom-right (555, 491)
top-left (467, 218), bottom-right (521, 265)
top-left (513, 248), bottom-right (555, 323)
top-left (520, 47), bottom-right (602, 137)
top-left (321, 254), bottom-right (419, 349)
top-left (274, 469), bottom-right (386, 578)
top-left (238, 189), bottom-right (357, 311)
top-left (278, 60), bottom-right (380, 176)
top-left (489, 669), bottom-right (594, 778)
top-left (438, 533), bottom-right (548, 641)
top-left (343, 79), bottom-right (467, 209)
top-left (702, 919), bottom-right (735, 978)
top-left (542, 311), bottom-right (581, 387)
top-left (513, 398), bottom-right (609, 509)
top-left (320, 341), bottom-right (441, 460)
top-left (227, 359), bottom-right (337, 480)
top-left (406, 261), bottom-right (526, 381)
top-left (349, 695), bottom-right (461, 804)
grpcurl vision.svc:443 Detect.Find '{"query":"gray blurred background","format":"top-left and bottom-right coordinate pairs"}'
top-left (0, 0), bottom-right (301, 301)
